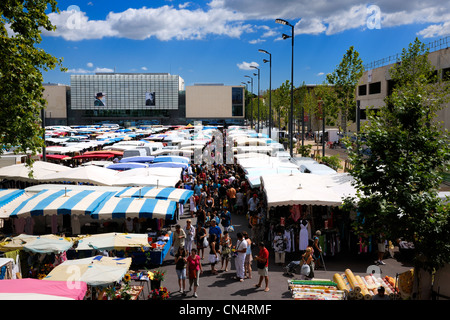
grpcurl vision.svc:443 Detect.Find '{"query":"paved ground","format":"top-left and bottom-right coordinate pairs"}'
top-left (133, 206), bottom-right (413, 301)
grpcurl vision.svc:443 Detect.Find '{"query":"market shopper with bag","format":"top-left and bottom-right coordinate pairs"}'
top-left (300, 247), bottom-right (315, 279)
top-left (187, 248), bottom-right (203, 298)
top-left (254, 242), bottom-right (270, 292)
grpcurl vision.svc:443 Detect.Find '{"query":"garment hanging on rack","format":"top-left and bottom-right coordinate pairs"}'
top-left (284, 229), bottom-right (292, 252)
top-left (299, 220), bottom-right (309, 251)
top-left (290, 205), bottom-right (301, 222)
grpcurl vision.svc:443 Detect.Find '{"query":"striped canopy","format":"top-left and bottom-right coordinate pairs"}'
top-left (91, 196), bottom-right (177, 220)
top-left (0, 189), bottom-right (25, 208)
top-left (115, 186), bottom-right (194, 204)
top-left (7, 189), bottom-right (116, 217)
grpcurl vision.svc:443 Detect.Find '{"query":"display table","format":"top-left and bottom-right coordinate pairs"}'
top-left (148, 232), bottom-right (172, 265)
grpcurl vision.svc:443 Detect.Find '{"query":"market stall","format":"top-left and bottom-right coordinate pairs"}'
top-left (258, 172), bottom-right (357, 257)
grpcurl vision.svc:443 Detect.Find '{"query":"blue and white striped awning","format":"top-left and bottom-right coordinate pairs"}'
top-left (91, 196), bottom-right (176, 220)
top-left (115, 186), bottom-right (194, 204)
top-left (0, 189), bottom-right (25, 208)
top-left (8, 189), bottom-right (116, 217)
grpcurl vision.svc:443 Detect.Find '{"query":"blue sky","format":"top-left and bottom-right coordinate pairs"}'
top-left (39, 0), bottom-right (450, 91)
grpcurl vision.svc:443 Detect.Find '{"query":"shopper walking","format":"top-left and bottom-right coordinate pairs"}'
top-left (184, 219), bottom-right (195, 254)
top-left (172, 224), bottom-right (186, 254)
top-left (254, 242), bottom-right (270, 292)
top-left (187, 248), bottom-right (203, 298)
top-left (243, 231), bottom-right (253, 280)
top-left (174, 246), bottom-right (187, 295)
top-left (208, 234), bottom-right (219, 275)
top-left (220, 230), bottom-right (232, 272)
top-left (195, 223), bottom-right (207, 260)
top-left (233, 232), bottom-right (247, 282)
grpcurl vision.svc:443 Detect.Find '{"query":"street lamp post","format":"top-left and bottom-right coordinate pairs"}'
top-left (250, 65), bottom-right (260, 133)
top-left (276, 18), bottom-right (295, 157)
top-left (244, 75), bottom-right (254, 130)
top-left (259, 49), bottom-right (272, 138)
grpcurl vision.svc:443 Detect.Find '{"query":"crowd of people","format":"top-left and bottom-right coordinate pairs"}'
top-left (169, 161), bottom-right (271, 297)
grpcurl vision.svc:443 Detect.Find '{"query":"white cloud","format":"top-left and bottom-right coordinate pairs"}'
top-left (141, 66), bottom-right (148, 71)
top-left (237, 61), bottom-right (260, 70)
top-left (66, 68), bottom-right (92, 74)
top-left (417, 21), bottom-right (450, 38)
top-left (295, 18), bottom-right (327, 35)
top-left (317, 72), bottom-right (325, 76)
top-left (86, 62), bottom-right (93, 68)
top-left (249, 39), bottom-right (266, 44)
top-left (94, 67), bottom-right (114, 73)
top-left (66, 66), bottom-right (113, 74)
top-left (179, 2), bottom-right (191, 9)
top-left (42, 1), bottom-right (450, 41)
top-left (44, 5), bottom-right (249, 41)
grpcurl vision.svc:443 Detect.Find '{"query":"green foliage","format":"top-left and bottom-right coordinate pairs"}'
top-left (296, 144), bottom-right (312, 157)
top-left (0, 0), bottom-right (65, 163)
top-left (343, 38), bottom-right (450, 272)
top-left (317, 154), bottom-right (342, 171)
top-left (326, 46), bottom-right (364, 133)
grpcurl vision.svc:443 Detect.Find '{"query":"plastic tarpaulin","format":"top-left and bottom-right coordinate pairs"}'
top-left (75, 232), bottom-right (149, 251)
top-left (0, 234), bottom-right (73, 254)
top-left (44, 256), bottom-right (132, 287)
top-left (0, 278), bottom-right (87, 300)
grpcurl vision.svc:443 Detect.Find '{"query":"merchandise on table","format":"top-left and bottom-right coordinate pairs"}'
top-left (288, 279), bottom-right (345, 300)
top-left (397, 269), bottom-right (413, 299)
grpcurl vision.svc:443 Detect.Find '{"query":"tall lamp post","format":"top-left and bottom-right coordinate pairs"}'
top-left (250, 65), bottom-right (260, 133)
top-left (244, 75), bottom-right (254, 130)
top-left (276, 18), bottom-right (294, 157)
top-left (258, 49), bottom-right (272, 138)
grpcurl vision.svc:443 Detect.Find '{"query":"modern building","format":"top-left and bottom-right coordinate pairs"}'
top-left (68, 73), bottom-right (185, 126)
top-left (185, 84), bottom-right (245, 125)
top-left (42, 83), bottom-right (70, 126)
top-left (356, 39), bottom-right (450, 132)
top-left (41, 73), bottom-right (246, 127)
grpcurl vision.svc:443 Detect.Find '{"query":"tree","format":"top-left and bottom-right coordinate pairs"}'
top-left (326, 46), bottom-right (364, 133)
top-left (342, 38), bottom-right (450, 297)
top-left (0, 0), bottom-right (65, 164)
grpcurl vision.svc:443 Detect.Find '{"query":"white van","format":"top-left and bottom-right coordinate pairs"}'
top-left (122, 148), bottom-right (147, 158)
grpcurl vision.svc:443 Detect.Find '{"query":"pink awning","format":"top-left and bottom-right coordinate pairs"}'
top-left (0, 278), bottom-right (87, 300)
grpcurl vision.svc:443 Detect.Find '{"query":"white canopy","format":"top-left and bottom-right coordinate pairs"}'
top-left (261, 173), bottom-right (356, 208)
top-left (44, 256), bottom-right (132, 287)
top-left (38, 166), bottom-right (119, 186)
top-left (0, 161), bottom-right (72, 182)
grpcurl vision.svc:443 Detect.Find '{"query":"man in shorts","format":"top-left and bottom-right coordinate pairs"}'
top-left (254, 242), bottom-right (269, 292)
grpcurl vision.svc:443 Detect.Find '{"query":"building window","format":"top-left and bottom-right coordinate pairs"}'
top-left (232, 87), bottom-right (244, 117)
top-left (369, 81), bottom-right (381, 94)
top-left (358, 84), bottom-right (367, 96)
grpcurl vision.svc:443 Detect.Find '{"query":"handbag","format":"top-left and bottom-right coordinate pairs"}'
top-left (300, 264), bottom-right (310, 276)
top-left (203, 236), bottom-right (209, 248)
top-left (227, 225), bottom-right (234, 233)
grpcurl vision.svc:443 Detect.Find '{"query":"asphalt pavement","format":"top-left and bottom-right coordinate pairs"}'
top-left (133, 205), bottom-right (414, 301)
